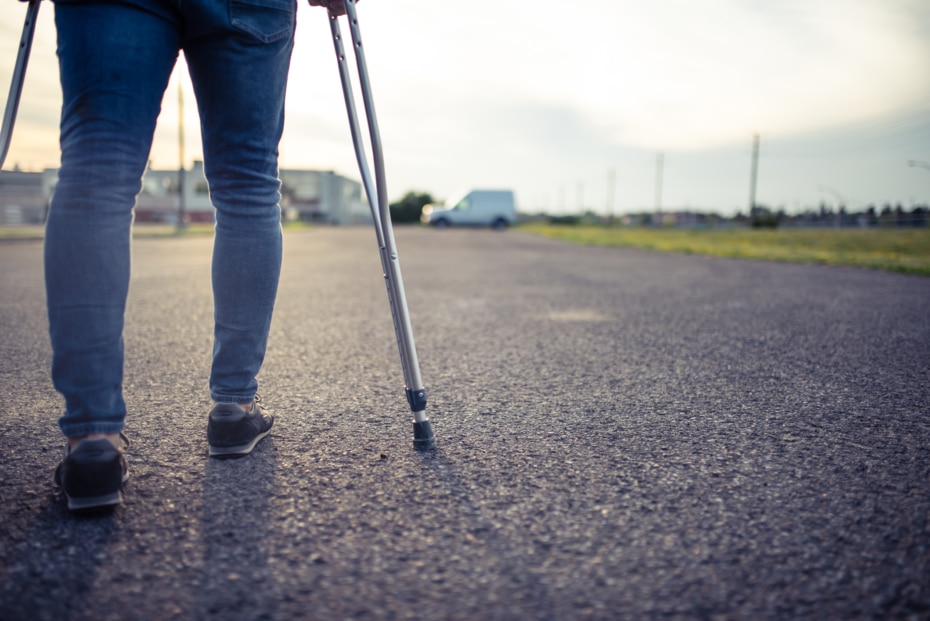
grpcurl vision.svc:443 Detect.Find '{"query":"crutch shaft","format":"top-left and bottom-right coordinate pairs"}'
top-left (1, 0), bottom-right (42, 169)
top-left (328, 1), bottom-right (434, 450)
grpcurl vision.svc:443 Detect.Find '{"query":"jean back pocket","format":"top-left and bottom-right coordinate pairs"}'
top-left (230, 0), bottom-right (296, 44)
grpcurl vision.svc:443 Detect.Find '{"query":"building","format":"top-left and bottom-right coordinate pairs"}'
top-left (136, 160), bottom-right (213, 223)
top-left (278, 168), bottom-right (370, 225)
top-left (0, 168), bottom-right (57, 225)
top-left (0, 162), bottom-right (369, 226)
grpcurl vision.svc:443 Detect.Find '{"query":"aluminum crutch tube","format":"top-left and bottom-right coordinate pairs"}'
top-left (1, 0), bottom-right (42, 169)
top-left (328, 0), bottom-right (434, 451)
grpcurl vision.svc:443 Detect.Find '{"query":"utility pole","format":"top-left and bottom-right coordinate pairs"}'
top-left (818, 185), bottom-right (844, 228)
top-left (577, 180), bottom-right (584, 215)
top-left (654, 152), bottom-right (664, 226)
top-left (176, 71), bottom-right (187, 231)
top-left (748, 133), bottom-right (759, 218)
top-left (606, 168), bottom-right (616, 224)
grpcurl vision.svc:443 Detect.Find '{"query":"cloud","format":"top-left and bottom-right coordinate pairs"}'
top-left (352, 0), bottom-right (930, 151)
top-left (1, 0), bottom-right (927, 211)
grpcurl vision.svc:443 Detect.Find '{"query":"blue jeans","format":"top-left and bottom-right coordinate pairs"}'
top-left (47, 0), bottom-right (295, 437)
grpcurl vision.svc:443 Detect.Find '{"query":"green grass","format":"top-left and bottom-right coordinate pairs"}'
top-left (131, 221), bottom-right (313, 237)
top-left (519, 224), bottom-right (930, 276)
top-left (131, 223), bottom-right (215, 238)
top-left (0, 226), bottom-right (44, 239)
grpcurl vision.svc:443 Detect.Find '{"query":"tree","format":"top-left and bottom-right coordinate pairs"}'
top-left (389, 191), bottom-right (434, 224)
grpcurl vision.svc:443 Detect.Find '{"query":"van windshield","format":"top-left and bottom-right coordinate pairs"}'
top-left (444, 191), bottom-right (469, 210)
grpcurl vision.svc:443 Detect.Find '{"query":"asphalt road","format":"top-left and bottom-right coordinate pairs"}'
top-left (1, 227), bottom-right (928, 620)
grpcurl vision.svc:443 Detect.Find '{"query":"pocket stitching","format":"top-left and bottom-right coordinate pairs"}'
top-left (230, 0), bottom-right (295, 44)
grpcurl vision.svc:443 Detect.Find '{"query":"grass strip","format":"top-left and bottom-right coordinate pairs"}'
top-left (0, 221), bottom-right (313, 240)
top-left (519, 224), bottom-right (930, 277)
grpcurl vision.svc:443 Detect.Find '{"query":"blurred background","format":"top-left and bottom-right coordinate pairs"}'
top-left (1, 0), bottom-right (928, 220)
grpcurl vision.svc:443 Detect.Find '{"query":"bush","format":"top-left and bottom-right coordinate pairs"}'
top-left (750, 207), bottom-right (780, 229)
top-left (389, 191), bottom-right (434, 224)
top-left (547, 215), bottom-right (581, 225)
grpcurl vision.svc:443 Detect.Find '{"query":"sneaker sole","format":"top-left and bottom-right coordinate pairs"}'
top-left (66, 490), bottom-right (123, 511)
top-left (57, 447), bottom-right (130, 512)
top-left (208, 427), bottom-right (272, 459)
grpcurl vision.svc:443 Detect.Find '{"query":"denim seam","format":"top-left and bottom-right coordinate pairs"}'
top-left (229, 0), bottom-right (295, 44)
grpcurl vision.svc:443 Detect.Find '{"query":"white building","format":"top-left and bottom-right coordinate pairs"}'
top-left (0, 162), bottom-right (369, 226)
top-left (278, 168), bottom-right (370, 225)
top-left (0, 168), bottom-right (57, 225)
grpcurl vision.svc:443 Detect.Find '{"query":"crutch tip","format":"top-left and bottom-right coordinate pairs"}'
top-left (412, 419), bottom-right (435, 451)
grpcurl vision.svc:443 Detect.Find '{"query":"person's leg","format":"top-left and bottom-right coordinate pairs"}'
top-left (182, 0), bottom-right (295, 406)
top-left (47, 0), bottom-right (180, 441)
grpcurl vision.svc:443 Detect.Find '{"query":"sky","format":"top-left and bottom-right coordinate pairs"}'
top-left (1, 0), bottom-right (929, 216)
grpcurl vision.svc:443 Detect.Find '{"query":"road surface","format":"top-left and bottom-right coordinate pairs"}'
top-left (1, 227), bottom-right (928, 620)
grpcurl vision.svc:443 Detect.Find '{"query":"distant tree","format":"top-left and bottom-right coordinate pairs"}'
top-left (911, 205), bottom-right (927, 227)
top-left (389, 191), bottom-right (434, 224)
top-left (548, 214), bottom-right (581, 225)
top-left (750, 205), bottom-right (779, 228)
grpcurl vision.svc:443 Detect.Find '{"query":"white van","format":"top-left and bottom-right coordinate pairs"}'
top-left (421, 190), bottom-right (516, 229)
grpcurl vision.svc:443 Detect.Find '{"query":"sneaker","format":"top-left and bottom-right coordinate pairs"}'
top-left (55, 433), bottom-right (129, 512)
top-left (207, 395), bottom-right (274, 458)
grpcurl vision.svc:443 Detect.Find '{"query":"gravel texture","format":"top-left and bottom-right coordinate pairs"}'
top-left (1, 227), bottom-right (928, 620)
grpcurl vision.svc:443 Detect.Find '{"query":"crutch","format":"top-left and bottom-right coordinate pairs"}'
top-left (0, 0), bottom-right (41, 169)
top-left (328, 0), bottom-right (435, 451)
